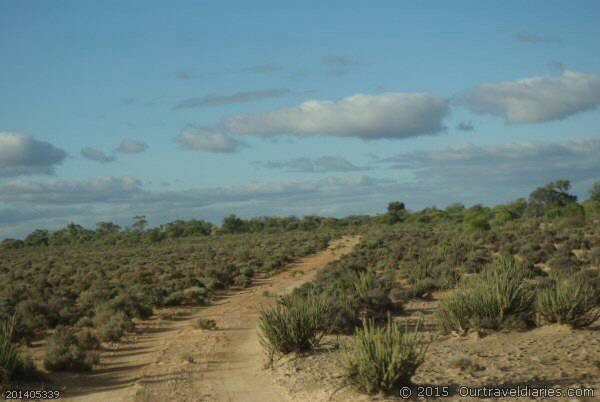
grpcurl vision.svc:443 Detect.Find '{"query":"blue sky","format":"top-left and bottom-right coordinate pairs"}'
top-left (1, 0), bottom-right (600, 238)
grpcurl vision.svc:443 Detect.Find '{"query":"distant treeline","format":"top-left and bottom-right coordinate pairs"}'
top-left (3, 179), bottom-right (600, 250)
top-left (1, 214), bottom-right (370, 249)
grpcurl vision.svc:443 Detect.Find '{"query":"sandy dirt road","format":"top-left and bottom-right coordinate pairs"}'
top-left (52, 235), bottom-right (359, 402)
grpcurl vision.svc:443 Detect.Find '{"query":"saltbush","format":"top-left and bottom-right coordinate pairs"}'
top-left (44, 327), bottom-right (98, 372)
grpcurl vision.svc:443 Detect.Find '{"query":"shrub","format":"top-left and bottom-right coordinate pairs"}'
top-left (44, 327), bottom-right (97, 372)
top-left (258, 295), bottom-right (329, 360)
top-left (536, 280), bottom-right (600, 328)
top-left (466, 216), bottom-right (491, 231)
top-left (342, 316), bottom-right (427, 394)
top-left (322, 296), bottom-right (361, 335)
top-left (109, 293), bottom-right (153, 320)
top-left (181, 287), bottom-right (208, 305)
top-left (351, 271), bottom-right (395, 320)
top-left (436, 256), bottom-right (534, 334)
top-left (76, 329), bottom-right (101, 350)
top-left (194, 318), bottom-right (217, 330)
top-left (94, 308), bottom-right (133, 342)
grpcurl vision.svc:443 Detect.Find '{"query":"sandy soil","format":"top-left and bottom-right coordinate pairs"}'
top-left (45, 235), bottom-right (360, 402)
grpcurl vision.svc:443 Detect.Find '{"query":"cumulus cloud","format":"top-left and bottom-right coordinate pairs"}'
top-left (456, 121), bottom-right (474, 131)
top-left (257, 156), bottom-right (370, 173)
top-left (80, 147), bottom-right (116, 163)
top-left (515, 34), bottom-right (561, 44)
top-left (379, 136), bottom-right (600, 190)
top-left (0, 132), bottom-right (67, 177)
top-left (462, 71), bottom-right (600, 124)
top-left (115, 139), bottom-right (148, 154)
top-left (177, 126), bottom-right (244, 153)
top-left (225, 93), bottom-right (449, 139)
top-left (174, 89), bottom-right (291, 109)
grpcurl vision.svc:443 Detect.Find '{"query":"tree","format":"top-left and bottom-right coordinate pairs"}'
top-left (221, 214), bottom-right (246, 234)
top-left (385, 201), bottom-right (406, 224)
top-left (96, 222), bottom-right (121, 235)
top-left (387, 201), bottom-right (405, 215)
top-left (528, 180), bottom-right (577, 216)
top-left (132, 216), bottom-right (147, 232)
top-left (24, 229), bottom-right (49, 247)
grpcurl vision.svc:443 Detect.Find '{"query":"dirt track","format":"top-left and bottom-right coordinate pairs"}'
top-left (51, 235), bottom-right (359, 402)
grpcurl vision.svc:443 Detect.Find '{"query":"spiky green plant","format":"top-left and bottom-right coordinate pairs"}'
top-left (436, 256), bottom-right (534, 334)
top-left (258, 294), bottom-right (330, 362)
top-left (483, 255), bottom-right (534, 320)
top-left (536, 280), bottom-right (600, 328)
top-left (352, 271), bottom-right (378, 301)
top-left (0, 316), bottom-right (21, 384)
top-left (342, 315), bottom-right (427, 394)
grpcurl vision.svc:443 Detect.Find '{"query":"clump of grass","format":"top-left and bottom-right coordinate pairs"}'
top-left (436, 256), bottom-right (534, 335)
top-left (536, 280), bottom-right (600, 328)
top-left (449, 356), bottom-right (485, 375)
top-left (258, 294), bottom-right (329, 362)
top-left (194, 318), bottom-right (217, 330)
top-left (342, 316), bottom-right (427, 395)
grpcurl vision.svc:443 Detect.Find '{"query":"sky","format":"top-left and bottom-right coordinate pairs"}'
top-left (1, 0), bottom-right (600, 239)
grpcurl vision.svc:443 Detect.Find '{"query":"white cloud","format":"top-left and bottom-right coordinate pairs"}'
top-left (4, 133), bottom-right (600, 239)
top-left (258, 156), bottom-right (371, 173)
top-left (0, 176), bottom-right (142, 205)
top-left (177, 126), bottom-right (244, 153)
top-left (81, 147), bottom-right (116, 163)
top-left (0, 132), bottom-right (67, 177)
top-left (224, 92), bottom-right (449, 139)
top-left (462, 71), bottom-right (600, 124)
top-left (174, 89), bottom-right (290, 109)
top-left (380, 136), bottom-right (600, 189)
top-left (115, 139), bottom-right (148, 154)
top-left (0, 174), bottom-right (391, 238)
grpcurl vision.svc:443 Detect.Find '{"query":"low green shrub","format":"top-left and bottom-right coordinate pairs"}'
top-left (76, 329), bottom-right (101, 350)
top-left (93, 308), bottom-right (134, 342)
top-left (536, 280), bottom-right (600, 328)
top-left (44, 327), bottom-right (98, 372)
top-left (258, 295), bottom-right (329, 360)
top-left (342, 316), bottom-right (427, 394)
